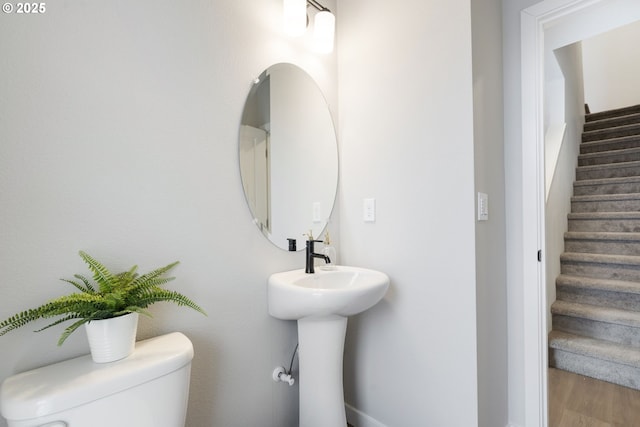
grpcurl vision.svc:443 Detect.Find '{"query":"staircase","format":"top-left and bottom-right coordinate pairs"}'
top-left (548, 104), bottom-right (640, 390)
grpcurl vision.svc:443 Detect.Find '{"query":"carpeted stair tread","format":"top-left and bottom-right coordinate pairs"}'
top-left (584, 112), bottom-right (640, 132)
top-left (574, 176), bottom-right (640, 187)
top-left (586, 104), bottom-right (640, 122)
top-left (568, 211), bottom-right (640, 220)
top-left (565, 231), bottom-right (640, 242)
top-left (578, 146), bottom-right (640, 166)
top-left (573, 176), bottom-right (640, 196)
top-left (582, 123), bottom-right (640, 143)
top-left (576, 160), bottom-right (640, 180)
top-left (571, 193), bottom-right (640, 203)
top-left (564, 232), bottom-right (640, 256)
top-left (571, 192), bottom-right (640, 203)
top-left (580, 134), bottom-right (640, 154)
top-left (561, 251), bottom-right (640, 268)
top-left (551, 300), bottom-right (640, 328)
top-left (563, 231), bottom-right (640, 256)
top-left (570, 193), bottom-right (640, 213)
top-left (567, 212), bottom-right (640, 232)
top-left (549, 330), bottom-right (640, 368)
top-left (556, 273), bottom-right (640, 296)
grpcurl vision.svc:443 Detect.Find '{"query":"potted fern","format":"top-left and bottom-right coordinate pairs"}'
top-left (0, 251), bottom-right (206, 363)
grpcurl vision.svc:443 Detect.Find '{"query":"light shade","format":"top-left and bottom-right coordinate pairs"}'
top-left (313, 10), bottom-right (335, 54)
top-left (283, 0), bottom-right (307, 37)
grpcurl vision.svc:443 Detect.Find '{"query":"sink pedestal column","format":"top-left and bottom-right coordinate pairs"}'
top-left (298, 315), bottom-right (348, 427)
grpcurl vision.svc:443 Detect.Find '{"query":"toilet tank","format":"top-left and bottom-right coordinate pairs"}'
top-left (0, 332), bottom-right (194, 427)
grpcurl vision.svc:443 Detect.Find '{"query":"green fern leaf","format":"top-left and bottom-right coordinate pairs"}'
top-left (73, 274), bottom-right (96, 293)
top-left (0, 310), bottom-right (40, 336)
top-left (79, 251), bottom-right (118, 293)
top-left (119, 306), bottom-right (152, 317)
top-left (34, 313), bottom-right (84, 332)
top-left (57, 318), bottom-right (91, 345)
top-left (136, 289), bottom-right (206, 315)
top-left (128, 261), bottom-right (179, 292)
top-left (60, 278), bottom-right (93, 294)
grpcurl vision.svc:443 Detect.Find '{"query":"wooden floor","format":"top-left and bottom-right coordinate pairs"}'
top-left (348, 369), bottom-right (638, 427)
top-left (548, 368), bottom-right (640, 427)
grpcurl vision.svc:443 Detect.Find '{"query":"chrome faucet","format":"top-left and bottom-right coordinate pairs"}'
top-left (305, 238), bottom-right (331, 274)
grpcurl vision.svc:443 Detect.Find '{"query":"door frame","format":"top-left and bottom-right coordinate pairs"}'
top-left (519, 0), bottom-right (640, 426)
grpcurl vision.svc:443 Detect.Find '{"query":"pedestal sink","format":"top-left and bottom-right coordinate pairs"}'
top-left (268, 266), bottom-right (390, 427)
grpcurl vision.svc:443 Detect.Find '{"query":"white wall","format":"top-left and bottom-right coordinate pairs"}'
top-left (0, 1), bottom-right (337, 426)
top-left (471, 0), bottom-right (509, 426)
top-left (337, 1), bottom-right (479, 426)
top-left (583, 20), bottom-right (640, 113)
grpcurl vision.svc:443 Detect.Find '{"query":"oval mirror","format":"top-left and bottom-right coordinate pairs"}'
top-left (239, 63), bottom-right (338, 250)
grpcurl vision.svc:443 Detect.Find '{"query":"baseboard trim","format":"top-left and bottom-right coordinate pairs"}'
top-left (345, 403), bottom-right (388, 427)
top-left (346, 404), bottom-right (519, 427)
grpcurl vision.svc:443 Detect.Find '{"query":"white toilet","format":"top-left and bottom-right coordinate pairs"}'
top-left (0, 332), bottom-right (194, 427)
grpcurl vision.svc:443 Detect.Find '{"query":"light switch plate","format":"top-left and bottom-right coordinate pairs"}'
top-left (363, 198), bottom-right (376, 222)
top-left (478, 192), bottom-right (489, 221)
top-left (313, 202), bottom-right (321, 223)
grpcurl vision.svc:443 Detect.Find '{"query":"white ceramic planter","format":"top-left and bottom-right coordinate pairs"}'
top-left (84, 312), bottom-right (139, 363)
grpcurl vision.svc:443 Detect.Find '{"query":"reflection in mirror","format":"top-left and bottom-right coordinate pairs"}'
top-left (239, 63), bottom-right (338, 250)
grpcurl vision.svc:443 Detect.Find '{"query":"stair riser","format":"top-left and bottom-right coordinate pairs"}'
top-left (562, 260), bottom-right (640, 282)
top-left (584, 115), bottom-right (640, 132)
top-left (571, 198), bottom-right (640, 213)
top-left (579, 150), bottom-right (640, 166)
top-left (573, 181), bottom-right (640, 196)
top-left (576, 163), bottom-right (640, 180)
top-left (553, 314), bottom-right (640, 346)
top-left (580, 136), bottom-right (640, 154)
top-left (557, 287), bottom-right (640, 312)
top-left (582, 125), bottom-right (640, 142)
top-left (568, 218), bottom-right (640, 232)
top-left (549, 349), bottom-right (640, 390)
top-left (564, 239), bottom-right (640, 256)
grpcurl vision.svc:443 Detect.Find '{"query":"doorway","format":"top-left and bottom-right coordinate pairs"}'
top-left (519, 1), bottom-right (640, 426)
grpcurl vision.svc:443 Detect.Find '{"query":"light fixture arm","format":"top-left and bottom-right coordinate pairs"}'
top-left (307, 0), bottom-right (330, 13)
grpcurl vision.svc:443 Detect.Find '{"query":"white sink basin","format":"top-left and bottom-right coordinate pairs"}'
top-left (268, 265), bottom-right (390, 320)
top-left (268, 265), bottom-right (390, 427)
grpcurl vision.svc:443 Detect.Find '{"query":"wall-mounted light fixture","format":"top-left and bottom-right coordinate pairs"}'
top-left (283, 0), bottom-right (335, 54)
top-left (283, 0), bottom-right (307, 37)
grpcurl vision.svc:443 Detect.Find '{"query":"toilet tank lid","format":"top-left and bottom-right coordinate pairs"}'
top-left (0, 332), bottom-right (194, 421)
